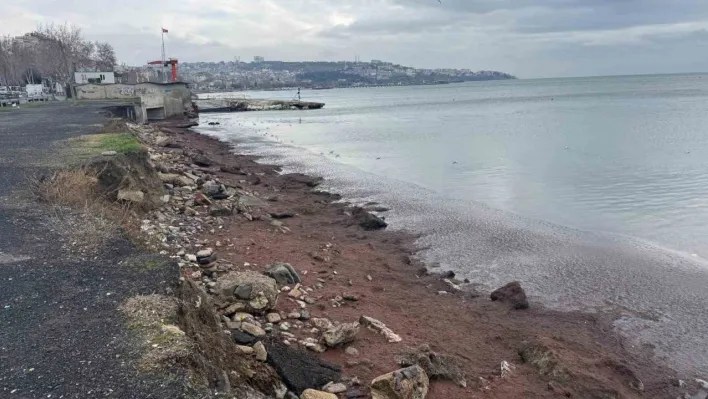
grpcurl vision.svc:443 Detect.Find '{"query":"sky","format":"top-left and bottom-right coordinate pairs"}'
top-left (4, 0), bottom-right (708, 78)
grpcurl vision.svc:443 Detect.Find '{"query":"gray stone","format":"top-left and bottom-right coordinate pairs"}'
top-left (117, 189), bottom-right (144, 203)
top-left (235, 345), bottom-right (254, 355)
top-left (215, 271), bottom-right (279, 313)
top-left (267, 312), bottom-right (282, 323)
top-left (202, 180), bottom-right (222, 197)
top-left (371, 365), bottom-right (429, 399)
top-left (345, 346), bottom-right (359, 357)
top-left (301, 390), bottom-right (337, 399)
top-left (209, 205), bottom-right (233, 217)
top-left (253, 341), bottom-right (268, 362)
top-left (196, 248), bottom-right (214, 258)
top-left (234, 284), bottom-right (253, 300)
top-left (101, 150), bottom-right (117, 156)
top-left (323, 322), bottom-right (360, 347)
top-left (490, 281), bottom-right (529, 310)
top-left (323, 382), bottom-right (347, 394)
top-left (241, 322), bottom-right (266, 337)
top-left (265, 263), bottom-right (301, 286)
top-left (198, 253), bottom-right (217, 265)
top-left (265, 340), bottom-right (341, 395)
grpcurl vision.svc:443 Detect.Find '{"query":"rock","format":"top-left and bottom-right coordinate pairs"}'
top-left (155, 136), bottom-right (174, 147)
top-left (117, 189), bottom-right (144, 203)
top-left (395, 344), bottom-right (466, 387)
top-left (490, 281), bottom-right (529, 309)
top-left (215, 271), bottom-right (279, 313)
top-left (194, 192), bottom-right (212, 205)
top-left (202, 180), bottom-right (222, 197)
top-left (352, 208), bottom-right (387, 231)
top-left (198, 254), bottom-right (217, 265)
top-left (323, 382), bottom-right (347, 394)
top-left (241, 322), bottom-right (266, 337)
top-left (360, 316), bottom-right (402, 343)
top-left (232, 330), bottom-right (257, 345)
top-left (101, 150), bottom-right (117, 156)
top-left (212, 193), bottom-right (229, 200)
top-left (185, 254), bottom-right (197, 262)
top-left (698, 379), bottom-right (708, 389)
top-left (191, 153), bottom-right (214, 167)
top-left (161, 194), bottom-right (171, 203)
top-left (282, 173), bottom-right (323, 188)
top-left (323, 322), bottom-right (360, 347)
top-left (265, 340), bottom-right (341, 395)
top-left (267, 312), bottom-right (282, 323)
top-left (371, 365), bottom-right (429, 399)
top-left (197, 248), bottom-right (214, 258)
top-left (221, 165), bottom-right (246, 175)
top-left (312, 318), bottom-right (333, 330)
top-left (235, 284), bottom-right (253, 300)
top-left (232, 312), bottom-right (255, 322)
top-left (209, 205), bottom-right (232, 217)
top-left (265, 263), bottom-right (302, 286)
top-left (235, 345), bottom-right (255, 355)
top-left (253, 341), bottom-right (268, 361)
top-left (270, 211), bottom-right (295, 219)
top-left (345, 347), bottom-right (359, 357)
top-left (300, 389), bottom-right (337, 399)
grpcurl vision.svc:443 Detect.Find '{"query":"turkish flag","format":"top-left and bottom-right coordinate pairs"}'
top-left (162, 28), bottom-right (168, 33)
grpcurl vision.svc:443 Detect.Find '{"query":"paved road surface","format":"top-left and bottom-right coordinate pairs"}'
top-left (0, 103), bottom-right (195, 398)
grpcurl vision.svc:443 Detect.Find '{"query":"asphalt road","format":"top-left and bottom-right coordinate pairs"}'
top-left (0, 103), bottom-right (196, 398)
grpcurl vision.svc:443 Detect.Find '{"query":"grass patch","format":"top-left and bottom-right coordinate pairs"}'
top-left (58, 132), bottom-right (144, 163)
top-left (119, 295), bottom-right (191, 371)
top-left (99, 133), bottom-right (143, 153)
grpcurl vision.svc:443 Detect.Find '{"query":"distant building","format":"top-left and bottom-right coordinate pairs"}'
top-left (371, 60), bottom-right (383, 65)
top-left (253, 56), bottom-right (265, 63)
top-left (74, 72), bottom-right (116, 84)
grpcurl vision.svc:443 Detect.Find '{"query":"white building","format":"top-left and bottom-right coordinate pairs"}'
top-left (74, 72), bottom-right (116, 84)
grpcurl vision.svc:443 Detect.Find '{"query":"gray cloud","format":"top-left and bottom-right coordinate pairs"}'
top-left (2, 0), bottom-right (708, 77)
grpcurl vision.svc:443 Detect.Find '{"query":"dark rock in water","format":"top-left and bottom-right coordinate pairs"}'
top-left (269, 211), bottom-right (295, 219)
top-left (352, 208), bottom-right (387, 231)
top-left (232, 330), bottom-right (257, 345)
top-left (265, 339), bottom-right (341, 395)
top-left (176, 121), bottom-right (198, 128)
top-left (191, 153), bottom-right (214, 167)
top-left (265, 263), bottom-right (301, 286)
top-left (220, 165), bottom-right (247, 175)
top-left (282, 173), bottom-right (323, 188)
top-left (490, 281), bottom-right (529, 309)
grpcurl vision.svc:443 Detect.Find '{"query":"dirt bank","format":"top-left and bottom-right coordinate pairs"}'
top-left (137, 119), bottom-right (696, 398)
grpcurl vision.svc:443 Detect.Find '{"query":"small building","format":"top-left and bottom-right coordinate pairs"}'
top-left (253, 56), bottom-right (265, 63)
top-left (74, 72), bottom-right (116, 84)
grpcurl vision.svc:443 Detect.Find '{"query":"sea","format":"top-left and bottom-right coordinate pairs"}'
top-left (196, 75), bottom-right (708, 375)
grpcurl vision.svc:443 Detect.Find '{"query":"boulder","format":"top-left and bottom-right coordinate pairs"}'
top-left (301, 390), bottom-right (337, 399)
top-left (371, 365), bottom-right (429, 399)
top-left (155, 136), bottom-right (173, 147)
top-left (265, 263), bottom-right (301, 286)
top-left (191, 153), bottom-right (214, 167)
top-left (265, 339), bottom-right (341, 395)
top-left (220, 165), bottom-right (247, 175)
top-left (232, 330), bottom-right (257, 346)
top-left (352, 208), bottom-right (387, 230)
top-left (282, 173), bottom-right (323, 188)
top-left (202, 180), bottom-right (222, 197)
top-left (360, 316), bottom-right (402, 343)
top-left (215, 271), bottom-right (279, 313)
top-left (323, 322), bottom-right (360, 347)
top-left (117, 189), bottom-right (144, 203)
top-left (490, 281), bottom-right (529, 309)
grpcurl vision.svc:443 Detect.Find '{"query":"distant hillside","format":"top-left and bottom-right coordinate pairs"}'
top-left (180, 60), bottom-right (516, 90)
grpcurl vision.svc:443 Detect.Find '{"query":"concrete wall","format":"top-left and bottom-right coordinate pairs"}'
top-left (74, 82), bottom-right (190, 120)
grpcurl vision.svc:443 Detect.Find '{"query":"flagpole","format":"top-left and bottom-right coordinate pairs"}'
top-left (161, 29), bottom-right (166, 83)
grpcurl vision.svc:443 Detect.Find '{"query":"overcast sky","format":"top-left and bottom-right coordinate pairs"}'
top-left (4, 0), bottom-right (708, 78)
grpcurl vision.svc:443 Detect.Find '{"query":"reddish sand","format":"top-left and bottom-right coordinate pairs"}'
top-left (157, 120), bottom-right (683, 398)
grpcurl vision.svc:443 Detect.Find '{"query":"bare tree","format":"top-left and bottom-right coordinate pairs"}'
top-left (94, 42), bottom-right (117, 71)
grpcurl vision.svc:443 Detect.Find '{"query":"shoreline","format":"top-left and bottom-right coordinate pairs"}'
top-left (148, 119), bottom-right (689, 398)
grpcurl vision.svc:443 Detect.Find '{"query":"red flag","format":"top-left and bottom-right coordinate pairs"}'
top-left (162, 28), bottom-right (168, 33)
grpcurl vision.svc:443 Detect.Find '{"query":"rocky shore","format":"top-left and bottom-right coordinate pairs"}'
top-left (122, 119), bottom-right (700, 398)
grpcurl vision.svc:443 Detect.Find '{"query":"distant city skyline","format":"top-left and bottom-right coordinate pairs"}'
top-left (3, 0), bottom-right (708, 78)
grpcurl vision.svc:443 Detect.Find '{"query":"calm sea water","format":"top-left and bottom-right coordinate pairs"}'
top-left (198, 75), bottom-right (708, 374)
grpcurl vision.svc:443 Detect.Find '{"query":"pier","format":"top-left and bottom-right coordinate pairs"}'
top-left (194, 98), bottom-right (325, 113)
